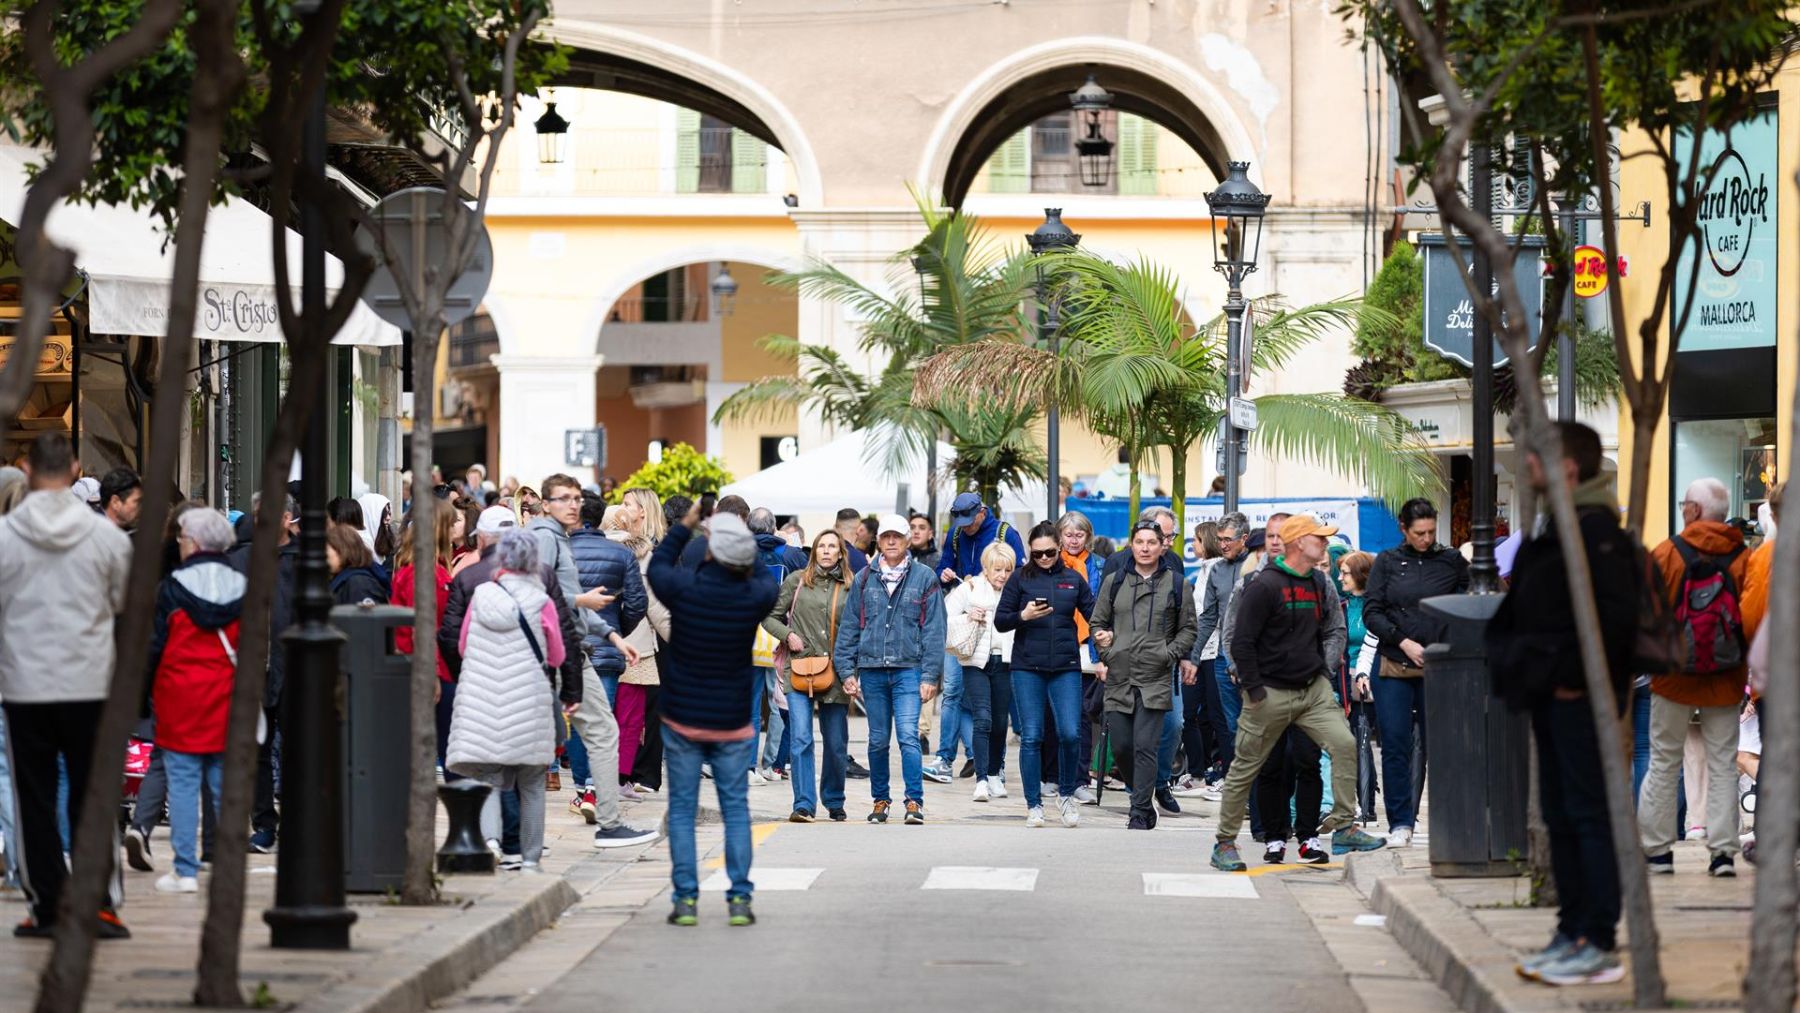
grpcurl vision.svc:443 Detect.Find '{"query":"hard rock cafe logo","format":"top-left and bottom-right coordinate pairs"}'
top-left (1693, 147), bottom-right (1769, 278)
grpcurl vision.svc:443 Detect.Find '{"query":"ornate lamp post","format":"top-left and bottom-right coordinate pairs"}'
top-left (533, 99), bottom-right (569, 165)
top-left (1069, 75), bottom-right (1115, 189)
top-left (1026, 208), bottom-right (1080, 520)
top-left (1203, 162), bottom-right (1269, 515)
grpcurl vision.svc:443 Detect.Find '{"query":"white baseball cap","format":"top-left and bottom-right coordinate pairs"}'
top-left (476, 505), bottom-right (517, 535)
top-left (877, 513), bottom-right (910, 538)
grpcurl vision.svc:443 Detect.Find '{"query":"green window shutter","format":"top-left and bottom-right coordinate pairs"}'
top-left (731, 130), bottom-right (766, 193)
top-left (1118, 115), bottom-right (1157, 195)
top-left (675, 108), bottom-right (700, 193)
top-left (987, 132), bottom-right (1029, 193)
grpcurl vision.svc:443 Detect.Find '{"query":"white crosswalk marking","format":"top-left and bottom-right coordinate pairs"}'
top-left (701, 867), bottom-right (824, 892)
top-left (1141, 873), bottom-right (1260, 899)
top-left (921, 866), bottom-right (1039, 891)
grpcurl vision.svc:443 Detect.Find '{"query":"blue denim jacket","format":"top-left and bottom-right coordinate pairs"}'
top-left (832, 557), bottom-right (947, 685)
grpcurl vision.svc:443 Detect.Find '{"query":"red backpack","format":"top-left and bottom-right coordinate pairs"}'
top-left (1671, 540), bottom-right (1746, 674)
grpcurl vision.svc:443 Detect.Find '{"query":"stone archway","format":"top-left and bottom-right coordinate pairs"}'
top-left (545, 21), bottom-right (826, 205)
top-left (916, 37), bottom-right (1261, 208)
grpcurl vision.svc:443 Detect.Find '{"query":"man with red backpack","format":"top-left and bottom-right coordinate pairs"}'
top-left (1639, 477), bottom-right (1748, 878)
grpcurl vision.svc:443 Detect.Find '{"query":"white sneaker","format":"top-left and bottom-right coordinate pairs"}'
top-left (1072, 785), bottom-right (1098, 805)
top-left (154, 872), bottom-right (198, 894)
top-left (747, 768), bottom-right (768, 787)
top-left (1059, 797), bottom-right (1080, 828)
top-left (986, 776), bottom-right (1007, 799)
top-left (972, 780), bottom-right (991, 802)
top-left (1040, 782), bottom-right (1059, 799)
top-left (1026, 807), bottom-right (1046, 828)
top-left (1390, 826), bottom-right (1414, 848)
top-left (486, 838), bottom-right (501, 855)
top-left (1172, 777), bottom-right (1209, 798)
top-left (1200, 784), bottom-right (1223, 802)
top-left (1685, 826), bottom-right (1707, 842)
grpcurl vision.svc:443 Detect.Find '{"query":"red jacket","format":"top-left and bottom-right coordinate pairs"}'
top-left (393, 561), bottom-right (453, 681)
top-left (149, 555), bottom-right (246, 754)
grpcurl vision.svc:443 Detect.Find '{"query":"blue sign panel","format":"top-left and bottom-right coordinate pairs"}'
top-left (1673, 103), bottom-right (1778, 351)
top-left (1419, 233), bottom-right (1544, 368)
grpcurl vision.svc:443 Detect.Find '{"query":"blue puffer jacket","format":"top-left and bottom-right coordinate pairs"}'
top-left (832, 557), bottom-right (947, 685)
top-left (647, 524), bottom-right (780, 732)
top-left (569, 527), bottom-right (647, 674)
top-left (994, 557), bottom-right (1095, 672)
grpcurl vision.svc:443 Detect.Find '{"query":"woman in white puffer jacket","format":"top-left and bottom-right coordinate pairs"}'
top-left (944, 541), bottom-right (1017, 803)
top-left (448, 529), bottom-right (567, 871)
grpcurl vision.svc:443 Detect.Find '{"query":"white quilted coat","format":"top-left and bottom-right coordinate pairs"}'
top-left (447, 573), bottom-right (557, 772)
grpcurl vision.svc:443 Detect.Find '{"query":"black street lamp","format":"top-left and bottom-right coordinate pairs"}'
top-left (265, 0), bottom-right (355, 951)
top-left (534, 99), bottom-right (570, 165)
top-left (910, 254), bottom-right (940, 526)
top-left (1203, 161), bottom-right (1269, 516)
top-left (710, 263), bottom-right (738, 317)
top-left (1069, 75), bottom-right (1115, 189)
top-left (1026, 208), bottom-right (1080, 521)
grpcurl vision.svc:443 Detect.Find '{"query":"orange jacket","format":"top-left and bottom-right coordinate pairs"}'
top-left (1740, 537), bottom-right (1775, 644)
top-left (1649, 520), bottom-right (1750, 709)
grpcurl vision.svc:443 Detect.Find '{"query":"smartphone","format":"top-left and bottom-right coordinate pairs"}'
top-left (698, 491), bottom-right (718, 520)
top-left (1031, 597), bottom-right (1049, 608)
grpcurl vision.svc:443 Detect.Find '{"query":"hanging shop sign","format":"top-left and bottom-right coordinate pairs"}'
top-left (1571, 245), bottom-right (1613, 299)
top-left (1419, 233), bottom-right (1544, 368)
top-left (1673, 101), bottom-right (1777, 351)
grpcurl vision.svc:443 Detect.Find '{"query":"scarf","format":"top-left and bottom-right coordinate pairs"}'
top-left (808, 559), bottom-right (845, 588)
top-left (1570, 472), bottom-right (1621, 521)
top-left (877, 556), bottom-right (908, 594)
top-left (1062, 549), bottom-right (1091, 645)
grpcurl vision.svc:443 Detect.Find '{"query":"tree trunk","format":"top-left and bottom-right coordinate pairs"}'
top-left (1512, 440), bottom-right (1557, 908)
top-left (1127, 441), bottom-right (1142, 519)
top-left (1624, 410), bottom-right (1658, 536)
top-left (402, 317), bottom-right (444, 905)
top-left (1168, 447), bottom-right (1188, 560)
top-left (1741, 312), bottom-right (1800, 1009)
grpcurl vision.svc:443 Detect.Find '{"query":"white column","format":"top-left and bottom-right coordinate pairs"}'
top-left (494, 353), bottom-right (602, 488)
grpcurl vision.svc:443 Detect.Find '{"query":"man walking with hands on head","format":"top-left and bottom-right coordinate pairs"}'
top-left (1211, 515), bottom-right (1384, 872)
top-left (835, 514), bottom-right (946, 826)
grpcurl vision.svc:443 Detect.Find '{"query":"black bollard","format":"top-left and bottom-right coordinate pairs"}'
top-left (436, 782), bottom-right (495, 874)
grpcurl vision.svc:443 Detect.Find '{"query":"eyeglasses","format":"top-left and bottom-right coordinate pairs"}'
top-left (1030, 548), bottom-right (1061, 560)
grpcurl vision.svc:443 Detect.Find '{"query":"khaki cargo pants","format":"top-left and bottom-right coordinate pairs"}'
top-left (1215, 676), bottom-right (1359, 842)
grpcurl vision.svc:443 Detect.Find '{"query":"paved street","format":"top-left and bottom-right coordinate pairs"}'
top-left (445, 716), bottom-right (1454, 1013)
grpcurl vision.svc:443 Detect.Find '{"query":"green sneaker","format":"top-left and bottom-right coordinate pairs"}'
top-left (1211, 841), bottom-right (1248, 872)
top-left (1331, 827), bottom-right (1387, 854)
top-left (667, 897), bottom-right (698, 927)
top-left (727, 895), bottom-right (755, 927)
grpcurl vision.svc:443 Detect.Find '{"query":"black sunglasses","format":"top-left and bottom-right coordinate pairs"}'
top-left (1030, 547), bottom-right (1061, 559)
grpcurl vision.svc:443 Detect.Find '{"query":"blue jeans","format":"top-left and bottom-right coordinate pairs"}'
top-left (760, 669), bottom-right (786, 770)
top-left (859, 667), bottom-right (924, 804)
top-left (1157, 668), bottom-right (1182, 785)
top-left (164, 750), bottom-right (223, 878)
top-left (786, 693), bottom-right (848, 814)
top-left (598, 672), bottom-right (620, 707)
top-left (1372, 670), bottom-right (1425, 830)
top-left (663, 726), bottom-right (755, 901)
top-left (936, 654), bottom-right (972, 766)
top-left (1214, 659), bottom-right (1241, 767)
top-left (0, 715), bottom-right (15, 886)
top-left (1012, 668), bottom-right (1083, 809)
top-left (1631, 685), bottom-right (1651, 801)
top-left (565, 726), bottom-right (590, 788)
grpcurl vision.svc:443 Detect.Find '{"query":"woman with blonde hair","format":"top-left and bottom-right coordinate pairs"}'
top-left (607, 488), bottom-right (671, 795)
top-left (945, 541), bottom-right (1017, 802)
top-left (763, 529), bottom-right (855, 823)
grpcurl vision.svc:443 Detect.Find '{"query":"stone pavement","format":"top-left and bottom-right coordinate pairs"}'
top-left (0, 802), bottom-right (663, 1012)
top-left (1347, 839), bottom-right (1768, 1012)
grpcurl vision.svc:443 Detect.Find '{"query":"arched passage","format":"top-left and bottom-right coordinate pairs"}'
top-left (545, 21), bottom-right (825, 205)
top-left (917, 38), bottom-right (1260, 208)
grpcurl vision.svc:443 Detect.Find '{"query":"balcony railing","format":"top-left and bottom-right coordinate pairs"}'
top-left (495, 127), bottom-right (780, 197)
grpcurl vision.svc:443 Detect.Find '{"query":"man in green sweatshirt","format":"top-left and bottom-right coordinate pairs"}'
top-left (1211, 514), bottom-right (1386, 872)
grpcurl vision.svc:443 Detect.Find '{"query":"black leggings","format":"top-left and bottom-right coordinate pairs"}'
top-left (1256, 726), bottom-right (1323, 843)
top-left (962, 657), bottom-right (1012, 780)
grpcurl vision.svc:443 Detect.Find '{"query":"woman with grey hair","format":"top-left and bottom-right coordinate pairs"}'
top-left (447, 529), bottom-right (570, 872)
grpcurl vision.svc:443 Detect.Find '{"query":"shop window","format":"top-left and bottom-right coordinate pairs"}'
top-left (1672, 416), bottom-right (1779, 524)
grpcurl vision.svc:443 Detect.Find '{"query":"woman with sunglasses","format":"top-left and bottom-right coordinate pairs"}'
top-left (995, 521), bottom-right (1095, 828)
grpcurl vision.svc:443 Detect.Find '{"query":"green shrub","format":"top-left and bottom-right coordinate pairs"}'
top-left (610, 443), bottom-right (733, 504)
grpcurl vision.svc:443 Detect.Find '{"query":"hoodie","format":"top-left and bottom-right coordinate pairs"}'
top-left (149, 554), bottom-right (247, 753)
top-left (0, 488), bottom-right (132, 702)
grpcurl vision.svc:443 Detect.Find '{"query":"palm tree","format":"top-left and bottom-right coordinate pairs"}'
top-left (937, 402), bottom-right (1047, 508)
top-left (915, 252), bottom-right (1436, 548)
top-left (713, 194), bottom-right (1041, 500)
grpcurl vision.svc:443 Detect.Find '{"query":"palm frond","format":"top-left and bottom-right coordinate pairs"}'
top-left (1248, 393), bottom-right (1441, 505)
top-left (913, 340), bottom-right (1061, 410)
top-left (711, 376), bottom-right (821, 427)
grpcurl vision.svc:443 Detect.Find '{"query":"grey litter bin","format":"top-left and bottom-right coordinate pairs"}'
top-left (1419, 592), bottom-right (1530, 877)
top-left (333, 603), bottom-right (414, 893)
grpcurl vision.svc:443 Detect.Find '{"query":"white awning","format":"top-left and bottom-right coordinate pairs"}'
top-left (720, 428), bottom-right (1044, 517)
top-left (0, 145), bottom-right (401, 346)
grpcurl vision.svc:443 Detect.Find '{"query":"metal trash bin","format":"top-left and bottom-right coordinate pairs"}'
top-left (334, 603), bottom-right (414, 893)
top-left (1419, 593), bottom-right (1529, 877)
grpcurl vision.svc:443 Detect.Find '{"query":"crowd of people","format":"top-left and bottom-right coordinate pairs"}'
top-left (0, 421), bottom-right (1779, 987)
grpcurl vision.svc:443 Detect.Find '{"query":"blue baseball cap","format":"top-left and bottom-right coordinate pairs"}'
top-left (949, 492), bottom-right (985, 525)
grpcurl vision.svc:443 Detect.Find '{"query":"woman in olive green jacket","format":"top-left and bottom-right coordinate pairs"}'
top-left (763, 530), bottom-right (854, 823)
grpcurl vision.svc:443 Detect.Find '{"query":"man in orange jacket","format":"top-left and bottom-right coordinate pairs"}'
top-left (1639, 478), bottom-right (1749, 878)
top-left (1738, 481), bottom-right (1782, 643)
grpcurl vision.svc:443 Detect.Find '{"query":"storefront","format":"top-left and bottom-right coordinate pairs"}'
top-left (0, 144), bottom-right (401, 506)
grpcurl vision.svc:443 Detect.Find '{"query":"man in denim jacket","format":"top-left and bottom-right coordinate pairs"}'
top-left (835, 514), bottom-right (946, 825)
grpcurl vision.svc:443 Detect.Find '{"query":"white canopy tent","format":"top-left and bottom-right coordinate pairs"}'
top-left (0, 144), bottom-right (400, 346)
top-left (720, 428), bottom-right (1044, 519)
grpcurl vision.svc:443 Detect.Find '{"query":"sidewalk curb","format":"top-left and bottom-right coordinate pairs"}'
top-left (299, 874), bottom-right (579, 1013)
top-left (1346, 851), bottom-right (1573, 1013)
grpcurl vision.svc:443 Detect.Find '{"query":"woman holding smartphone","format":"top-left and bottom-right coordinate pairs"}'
top-left (995, 521), bottom-right (1095, 829)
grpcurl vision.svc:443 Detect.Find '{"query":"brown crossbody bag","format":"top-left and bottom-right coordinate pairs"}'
top-left (789, 582), bottom-right (841, 696)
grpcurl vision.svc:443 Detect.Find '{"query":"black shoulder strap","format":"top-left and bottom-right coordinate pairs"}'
top-left (499, 585), bottom-right (550, 675)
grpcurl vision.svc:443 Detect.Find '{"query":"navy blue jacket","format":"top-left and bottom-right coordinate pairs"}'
top-left (994, 557), bottom-right (1095, 672)
top-left (939, 512), bottom-right (1026, 584)
top-left (569, 527), bottom-right (647, 674)
top-left (755, 533), bottom-right (810, 583)
top-left (648, 524), bottom-right (780, 732)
